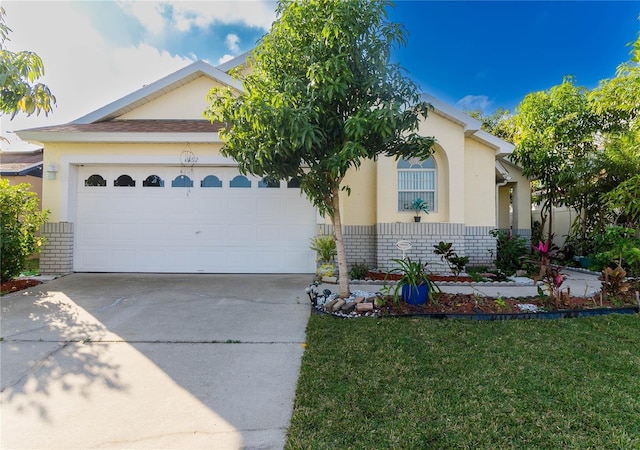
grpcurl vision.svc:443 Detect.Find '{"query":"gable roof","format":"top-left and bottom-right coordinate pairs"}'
top-left (73, 60), bottom-right (242, 124)
top-left (420, 93), bottom-right (514, 157)
top-left (215, 51), bottom-right (251, 73)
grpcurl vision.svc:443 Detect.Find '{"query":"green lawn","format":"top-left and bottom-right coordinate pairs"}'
top-left (286, 313), bottom-right (640, 449)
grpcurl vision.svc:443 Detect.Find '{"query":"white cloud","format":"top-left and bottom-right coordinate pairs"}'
top-left (225, 33), bottom-right (241, 53)
top-left (118, 0), bottom-right (167, 35)
top-left (120, 1), bottom-right (276, 34)
top-left (218, 54), bottom-right (235, 65)
top-left (456, 95), bottom-right (492, 112)
top-left (1, 1), bottom-right (193, 146)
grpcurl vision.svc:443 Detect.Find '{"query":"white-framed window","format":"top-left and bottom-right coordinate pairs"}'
top-left (397, 156), bottom-right (437, 212)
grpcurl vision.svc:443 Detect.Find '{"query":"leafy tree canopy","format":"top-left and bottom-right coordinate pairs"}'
top-left (205, 0), bottom-right (434, 216)
top-left (0, 6), bottom-right (56, 119)
top-left (465, 107), bottom-right (515, 142)
top-left (205, 0), bottom-right (435, 296)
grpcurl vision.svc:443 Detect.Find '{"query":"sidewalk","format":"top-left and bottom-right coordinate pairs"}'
top-left (342, 269), bottom-right (602, 299)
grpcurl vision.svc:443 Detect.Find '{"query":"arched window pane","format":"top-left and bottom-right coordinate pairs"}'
top-left (114, 174), bottom-right (135, 187)
top-left (172, 175), bottom-right (193, 187)
top-left (201, 175), bottom-right (222, 188)
top-left (397, 157), bottom-right (437, 212)
top-left (287, 177), bottom-right (301, 188)
top-left (230, 175), bottom-right (251, 188)
top-left (143, 175), bottom-right (164, 187)
top-left (85, 174), bottom-right (106, 187)
top-left (259, 177), bottom-right (280, 188)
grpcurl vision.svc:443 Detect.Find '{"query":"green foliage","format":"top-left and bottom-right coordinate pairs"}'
top-left (489, 229), bottom-right (529, 276)
top-left (591, 226), bottom-right (640, 276)
top-left (0, 7), bottom-right (56, 118)
top-left (309, 234), bottom-right (336, 263)
top-left (433, 241), bottom-right (469, 280)
top-left (465, 107), bottom-right (515, 142)
top-left (410, 197), bottom-right (429, 217)
top-left (348, 261), bottom-right (369, 280)
top-left (602, 174), bottom-right (640, 229)
top-left (512, 77), bottom-right (599, 241)
top-left (205, 0), bottom-right (435, 217)
top-left (513, 29), bottom-right (640, 252)
top-left (205, 0), bottom-right (436, 297)
top-left (385, 258), bottom-right (439, 305)
top-left (0, 180), bottom-right (49, 282)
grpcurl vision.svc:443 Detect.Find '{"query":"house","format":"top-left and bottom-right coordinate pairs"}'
top-left (17, 55), bottom-right (530, 276)
top-left (0, 147), bottom-right (44, 208)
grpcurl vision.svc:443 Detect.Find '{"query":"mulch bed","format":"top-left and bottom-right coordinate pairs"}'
top-left (377, 292), bottom-right (637, 315)
top-left (1, 279), bottom-right (42, 295)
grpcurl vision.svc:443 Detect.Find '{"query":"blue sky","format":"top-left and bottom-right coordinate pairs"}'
top-left (2, 1), bottom-right (639, 148)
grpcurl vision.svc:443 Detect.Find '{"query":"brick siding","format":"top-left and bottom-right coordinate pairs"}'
top-left (316, 222), bottom-right (501, 272)
top-left (40, 222), bottom-right (74, 275)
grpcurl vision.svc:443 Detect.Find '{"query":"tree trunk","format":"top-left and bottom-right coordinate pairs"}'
top-left (331, 185), bottom-right (350, 298)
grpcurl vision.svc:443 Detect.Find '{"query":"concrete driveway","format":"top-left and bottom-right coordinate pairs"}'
top-left (1, 273), bottom-right (313, 449)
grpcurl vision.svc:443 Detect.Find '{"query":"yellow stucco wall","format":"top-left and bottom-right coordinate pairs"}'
top-left (37, 68), bottom-right (517, 230)
top-left (508, 164), bottom-right (531, 231)
top-left (339, 158), bottom-right (377, 225)
top-left (117, 77), bottom-right (225, 120)
top-left (41, 142), bottom-right (223, 222)
top-left (464, 138), bottom-right (496, 227)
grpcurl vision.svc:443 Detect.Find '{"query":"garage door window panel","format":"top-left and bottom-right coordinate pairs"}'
top-left (201, 175), bottom-right (222, 188)
top-left (230, 175), bottom-right (251, 188)
top-left (172, 175), bottom-right (193, 187)
top-left (114, 174), bottom-right (136, 187)
top-left (85, 174), bottom-right (106, 187)
top-left (143, 175), bottom-right (164, 187)
top-left (259, 177), bottom-right (280, 188)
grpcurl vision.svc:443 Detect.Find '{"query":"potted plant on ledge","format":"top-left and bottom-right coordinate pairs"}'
top-left (411, 198), bottom-right (429, 222)
top-left (387, 258), bottom-right (439, 305)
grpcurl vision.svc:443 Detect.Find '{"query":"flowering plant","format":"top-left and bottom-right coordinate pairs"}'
top-left (532, 240), bottom-right (567, 307)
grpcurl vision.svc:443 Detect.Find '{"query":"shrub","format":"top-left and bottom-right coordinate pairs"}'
top-left (309, 233), bottom-right (337, 263)
top-left (0, 180), bottom-right (49, 282)
top-left (349, 261), bottom-right (369, 280)
top-left (489, 229), bottom-right (529, 276)
top-left (433, 241), bottom-right (469, 280)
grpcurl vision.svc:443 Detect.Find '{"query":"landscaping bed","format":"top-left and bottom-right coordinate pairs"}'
top-left (311, 279), bottom-right (640, 319)
top-left (1, 278), bottom-right (42, 295)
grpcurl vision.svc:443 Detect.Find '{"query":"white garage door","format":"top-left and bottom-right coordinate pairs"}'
top-left (74, 165), bottom-right (317, 273)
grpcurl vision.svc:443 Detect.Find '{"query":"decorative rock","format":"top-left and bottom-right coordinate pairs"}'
top-left (353, 296), bottom-right (365, 304)
top-left (322, 276), bottom-right (338, 284)
top-left (356, 303), bottom-right (374, 313)
top-left (324, 299), bottom-right (339, 312)
top-left (341, 302), bottom-right (357, 313)
top-left (331, 299), bottom-right (346, 312)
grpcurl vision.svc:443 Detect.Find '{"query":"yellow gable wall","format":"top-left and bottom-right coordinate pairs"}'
top-left (117, 76), bottom-right (224, 120)
top-left (41, 142), bottom-right (224, 222)
top-left (338, 111), bottom-right (501, 228)
top-left (464, 138), bottom-right (496, 226)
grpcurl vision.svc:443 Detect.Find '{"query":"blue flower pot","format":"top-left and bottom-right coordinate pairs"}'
top-left (401, 284), bottom-right (429, 305)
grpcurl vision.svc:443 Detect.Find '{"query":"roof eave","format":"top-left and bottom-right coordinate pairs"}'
top-left (215, 51), bottom-right (251, 73)
top-left (15, 131), bottom-right (222, 145)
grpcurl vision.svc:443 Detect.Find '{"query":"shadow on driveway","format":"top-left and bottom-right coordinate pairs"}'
top-left (1, 273), bottom-right (312, 449)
